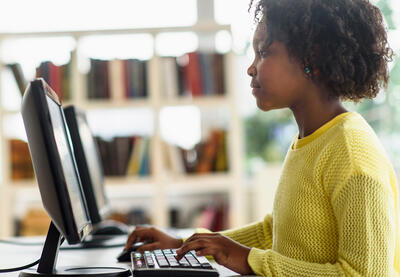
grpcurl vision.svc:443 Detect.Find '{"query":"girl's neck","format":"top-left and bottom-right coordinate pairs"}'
top-left (291, 95), bottom-right (348, 139)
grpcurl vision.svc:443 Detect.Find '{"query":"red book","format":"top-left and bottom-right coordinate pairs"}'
top-left (49, 62), bottom-right (62, 100)
top-left (187, 52), bottom-right (203, 97)
top-left (54, 64), bottom-right (62, 100)
top-left (123, 60), bottom-right (130, 98)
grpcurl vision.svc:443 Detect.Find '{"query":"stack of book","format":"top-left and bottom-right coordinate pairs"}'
top-left (36, 61), bottom-right (72, 101)
top-left (87, 58), bottom-right (148, 99)
top-left (95, 136), bottom-right (150, 177)
top-left (160, 52), bottom-right (225, 98)
top-left (192, 201), bottom-right (229, 232)
top-left (173, 198), bottom-right (229, 232)
top-left (163, 129), bottom-right (228, 175)
top-left (108, 208), bottom-right (150, 226)
top-left (10, 139), bottom-right (34, 180)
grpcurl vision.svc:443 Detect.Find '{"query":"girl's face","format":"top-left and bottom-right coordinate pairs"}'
top-left (247, 24), bottom-right (310, 112)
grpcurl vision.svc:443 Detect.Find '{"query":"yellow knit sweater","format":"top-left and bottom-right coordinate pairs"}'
top-left (222, 112), bottom-right (400, 276)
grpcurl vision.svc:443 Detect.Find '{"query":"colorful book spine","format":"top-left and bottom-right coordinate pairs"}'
top-left (87, 58), bottom-right (148, 100)
top-left (95, 136), bottom-right (150, 177)
top-left (167, 52), bottom-right (226, 98)
top-left (10, 139), bottom-right (34, 180)
top-left (36, 60), bottom-right (72, 101)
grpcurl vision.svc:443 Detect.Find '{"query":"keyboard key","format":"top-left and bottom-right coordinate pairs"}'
top-left (157, 261), bottom-right (169, 267)
top-left (177, 257), bottom-right (191, 267)
top-left (201, 263), bottom-right (213, 269)
top-left (145, 256), bottom-right (155, 267)
top-left (197, 255), bottom-right (210, 263)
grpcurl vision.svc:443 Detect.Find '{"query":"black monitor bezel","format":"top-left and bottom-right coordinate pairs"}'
top-left (63, 105), bottom-right (110, 225)
top-left (22, 78), bottom-right (91, 244)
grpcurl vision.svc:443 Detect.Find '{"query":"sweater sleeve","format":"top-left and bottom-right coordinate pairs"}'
top-left (220, 214), bottom-right (273, 249)
top-left (248, 175), bottom-right (397, 276)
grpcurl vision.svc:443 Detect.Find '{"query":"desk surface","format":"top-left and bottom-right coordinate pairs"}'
top-left (0, 237), bottom-right (256, 277)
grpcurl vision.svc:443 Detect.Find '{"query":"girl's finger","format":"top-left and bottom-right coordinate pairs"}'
top-left (136, 242), bottom-right (160, 253)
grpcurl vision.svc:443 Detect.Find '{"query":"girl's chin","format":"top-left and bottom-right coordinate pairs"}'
top-left (256, 99), bottom-right (276, 112)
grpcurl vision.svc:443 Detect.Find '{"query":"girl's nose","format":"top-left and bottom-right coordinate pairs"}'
top-left (247, 63), bottom-right (256, 77)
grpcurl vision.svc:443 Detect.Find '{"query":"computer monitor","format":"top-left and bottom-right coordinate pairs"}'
top-left (20, 78), bottom-right (130, 276)
top-left (63, 106), bottom-right (128, 236)
top-left (63, 106), bottom-right (109, 225)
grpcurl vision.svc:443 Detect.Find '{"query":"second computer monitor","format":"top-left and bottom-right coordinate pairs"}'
top-left (63, 106), bottom-right (109, 225)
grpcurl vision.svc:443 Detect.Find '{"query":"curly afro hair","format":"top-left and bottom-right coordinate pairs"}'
top-left (249, 0), bottom-right (394, 101)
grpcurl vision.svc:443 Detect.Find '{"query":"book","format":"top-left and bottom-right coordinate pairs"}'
top-left (123, 59), bottom-right (132, 98)
top-left (190, 201), bottom-right (228, 232)
top-left (125, 137), bottom-right (150, 176)
top-left (19, 209), bottom-right (51, 236)
top-left (114, 136), bottom-right (134, 176)
top-left (126, 137), bottom-right (142, 176)
top-left (186, 52), bottom-right (203, 97)
top-left (173, 52), bottom-right (226, 97)
top-left (109, 59), bottom-right (126, 101)
top-left (96, 136), bottom-right (150, 177)
top-left (198, 53), bottom-right (214, 96)
top-left (195, 130), bottom-right (220, 173)
top-left (214, 130), bottom-right (228, 172)
top-left (36, 61), bottom-right (72, 101)
top-left (10, 139), bottom-right (34, 180)
top-left (213, 53), bottom-right (225, 95)
top-left (162, 141), bottom-right (185, 175)
top-left (128, 59), bottom-right (148, 98)
top-left (140, 61), bottom-right (148, 98)
top-left (161, 57), bottom-right (179, 99)
top-left (138, 138), bottom-right (150, 176)
top-left (61, 63), bottom-right (71, 101)
top-left (7, 63), bottom-right (26, 96)
top-left (87, 59), bottom-right (110, 99)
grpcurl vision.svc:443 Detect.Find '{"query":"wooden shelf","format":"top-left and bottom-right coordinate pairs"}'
top-left (161, 95), bottom-right (230, 108)
top-left (8, 179), bottom-right (37, 188)
top-left (161, 173), bottom-right (232, 195)
top-left (74, 98), bottom-right (152, 110)
top-left (105, 176), bottom-right (154, 187)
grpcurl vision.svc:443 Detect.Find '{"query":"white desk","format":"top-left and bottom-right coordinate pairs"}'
top-left (0, 237), bottom-right (256, 277)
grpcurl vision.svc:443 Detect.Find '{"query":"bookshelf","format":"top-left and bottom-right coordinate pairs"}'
top-left (0, 22), bottom-right (246, 238)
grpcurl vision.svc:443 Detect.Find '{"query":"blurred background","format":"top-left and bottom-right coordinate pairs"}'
top-left (0, 0), bottom-right (398, 238)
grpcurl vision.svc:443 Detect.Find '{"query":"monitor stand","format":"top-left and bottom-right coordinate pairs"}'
top-left (61, 234), bottom-right (127, 250)
top-left (19, 222), bottom-right (131, 277)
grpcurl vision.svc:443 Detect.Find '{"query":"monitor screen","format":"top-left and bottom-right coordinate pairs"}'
top-left (64, 106), bottom-right (109, 224)
top-left (46, 97), bottom-right (88, 231)
top-left (77, 114), bottom-right (107, 212)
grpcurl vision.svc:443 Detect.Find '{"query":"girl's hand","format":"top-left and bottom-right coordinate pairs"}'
top-left (125, 226), bottom-right (183, 252)
top-left (176, 233), bottom-right (253, 275)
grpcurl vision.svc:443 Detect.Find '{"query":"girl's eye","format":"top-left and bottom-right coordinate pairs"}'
top-left (258, 49), bottom-right (268, 57)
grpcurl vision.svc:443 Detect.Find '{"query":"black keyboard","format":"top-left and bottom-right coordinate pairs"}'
top-left (131, 248), bottom-right (219, 277)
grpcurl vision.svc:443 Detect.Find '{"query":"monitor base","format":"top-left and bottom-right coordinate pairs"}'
top-left (19, 266), bottom-right (131, 276)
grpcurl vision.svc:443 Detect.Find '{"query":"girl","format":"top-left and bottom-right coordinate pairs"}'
top-left (126, 0), bottom-right (400, 275)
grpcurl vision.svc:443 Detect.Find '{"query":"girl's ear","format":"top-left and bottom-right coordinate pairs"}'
top-left (303, 44), bottom-right (320, 78)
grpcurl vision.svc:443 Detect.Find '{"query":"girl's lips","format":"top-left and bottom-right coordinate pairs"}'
top-left (252, 87), bottom-right (260, 96)
top-left (250, 82), bottom-right (260, 89)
